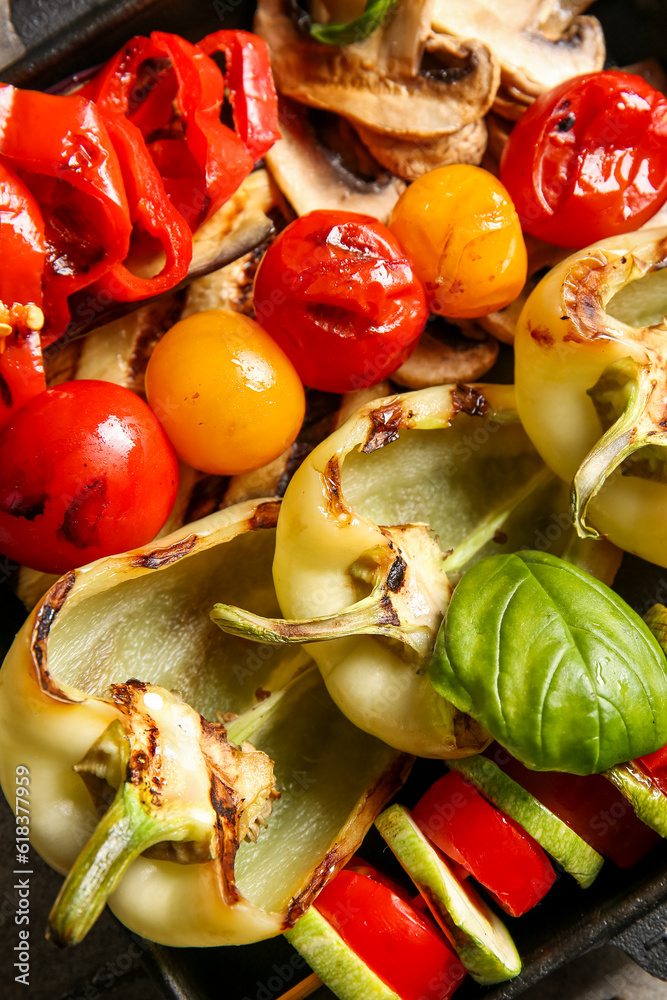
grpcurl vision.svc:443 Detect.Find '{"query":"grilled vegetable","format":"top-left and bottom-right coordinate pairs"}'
top-left (514, 227), bottom-right (667, 565)
top-left (287, 862), bottom-right (465, 1000)
top-left (486, 744), bottom-right (659, 868)
top-left (252, 210), bottom-right (428, 392)
top-left (500, 71), bottom-right (667, 248)
top-left (0, 380), bottom-right (179, 574)
top-left (211, 384), bottom-right (620, 757)
top-left (0, 498), bottom-right (410, 946)
top-left (446, 756), bottom-right (604, 886)
top-left (412, 771), bottom-right (556, 917)
top-left (375, 804), bottom-right (521, 985)
top-left (388, 165), bottom-right (527, 318)
top-left (144, 308), bottom-right (305, 475)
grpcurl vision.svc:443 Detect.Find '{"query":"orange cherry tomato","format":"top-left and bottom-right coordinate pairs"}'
top-left (145, 308), bottom-right (305, 475)
top-left (389, 165), bottom-right (527, 319)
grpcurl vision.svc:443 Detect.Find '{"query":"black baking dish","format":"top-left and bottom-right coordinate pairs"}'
top-left (2, 1), bottom-right (667, 998)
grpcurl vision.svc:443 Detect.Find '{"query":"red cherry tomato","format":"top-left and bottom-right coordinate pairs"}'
top-left (412, 771), bottom-right (555, 917)
top-left (500, 71), bottom-right (667, 248)
top-left (315, 866), bottom-right (464, 1000)
top-left (252, 209), bottom-right (428, 393)
top-left (0, 380), bottom-right (179, 574)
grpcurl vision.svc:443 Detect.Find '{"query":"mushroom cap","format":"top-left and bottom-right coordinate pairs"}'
top-left (392, 324), bottom-right (499, 388)
top-left (356, 117), bottom-right (488, 180)
top-left (431, 0), bottom-right (605, 111)
top-left (255, 0), bottom-right (499, 138)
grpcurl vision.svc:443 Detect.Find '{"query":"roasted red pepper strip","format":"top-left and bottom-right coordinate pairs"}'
top-left (0, 84), bottom-right (132, 343)
top-left (89, 114), bottom-right (192, 302)
top-left (81, 32), bottom-right (254, 230)
top-left (0, 162), bottom-right (46, 432)
top-left (413, 771), bottom-right (556, 918)
top-left (0, 160), bottom-right (45, 308)
top-left (198, 31), bottom-right (280, 163)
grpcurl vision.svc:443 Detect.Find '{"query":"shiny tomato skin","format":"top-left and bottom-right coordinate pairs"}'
top-left (144, 308), bottom-right (305, 475)
top-left (500, 71), bottom-right (667, 248)
top-left (315, 867), bottom-right (464, 1000)
top-left (252, 210), bottom-right (428, 393)
top-left (0, 380), bottom-right (179, 574)
top-left (389, 165), bottom-right (527, 319)
top-left (413, 771), bottom-right (555, 917)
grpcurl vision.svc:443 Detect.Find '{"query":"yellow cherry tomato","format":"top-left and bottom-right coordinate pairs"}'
top-left (388, 165), bottom-right (527, 319)
top-left (145, 309), bottom-right (305, 475)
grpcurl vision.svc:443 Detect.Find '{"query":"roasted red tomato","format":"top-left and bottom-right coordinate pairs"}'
top-left (500, 70), bottom-right (667, 248)
top-left (315, 865), bottom-right (464, 1000)
top-left (252, 210), bottom-right (428, 393)
top-left (0, 380), bottom-right (179, 574)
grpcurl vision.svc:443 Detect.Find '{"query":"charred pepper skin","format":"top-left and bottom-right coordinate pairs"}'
top-left (211, 385), bottom-right (620, 758)
top-left (514, 226), bottom-right (667, 565)
top-left (0, 500), bottom-right (411, 947)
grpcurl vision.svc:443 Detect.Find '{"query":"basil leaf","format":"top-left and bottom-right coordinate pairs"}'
top-left (310, 0), bottom-right (396, 46)
top-left (429, 551), bottom-right (667, 775)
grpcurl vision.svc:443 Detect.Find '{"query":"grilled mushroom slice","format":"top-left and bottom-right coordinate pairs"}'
top-left (255, 0), bottom-right (499, 139)
top-left (392, 321), bottom-right (499, 388)
top-left (265, 98), bottom-right (405, 220)
top-left (356, 118), bottom-right (487, 181)
top-left (431, 0), bottom-right (604, 116)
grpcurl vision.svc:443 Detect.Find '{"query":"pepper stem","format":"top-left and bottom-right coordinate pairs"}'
top-left (210, 582), bottom-right (429, 653)
top-left (47, 780), bottom-right (181, 947)
top-left (572, 357), bottom-right (667, 538)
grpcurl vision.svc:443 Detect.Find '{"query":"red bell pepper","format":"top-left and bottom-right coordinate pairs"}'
top-left (79, 31), bottom-right (265, 231)
top-left (0, 162), bottom-right (47, 432)
top-left (88, 113), bottom-right (192, 303)
top-left (198, 30), bottom-right (281, 163)
top-left (413, 771), bottom-right (556, 917)
top-left (314, 865), bottom-right (465, 1000)
top-left (0, 84), bottom-right (132, 344)
top-left (486, 746), bottom-right (660, 869)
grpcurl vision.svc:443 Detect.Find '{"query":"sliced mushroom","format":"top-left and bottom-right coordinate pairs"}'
top-left (255, 0), bottom-right (499, 139)
top-left (483, 112), bottom-right (513, 169)
top-left (355, 117), bottom-right (487, 180)
top-left (265, 97), bottom-right (405, 221)
top-left (392, 321), bottom-right (499, 388)
top-left (431, 0), bottom-right (604, 115)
